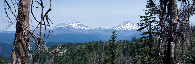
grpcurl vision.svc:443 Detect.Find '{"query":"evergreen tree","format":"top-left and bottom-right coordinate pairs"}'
top-left (106, 31), bottom-right (119, 64)
top-left (137, 0), bottom-right (160, 63)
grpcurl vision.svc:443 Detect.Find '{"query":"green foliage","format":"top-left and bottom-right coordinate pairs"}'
top-left (22, 32), bottom-right (194, 64)
top-left (36, 38), bottom-right (142, 64)
top-left (110, 31), bottom-right (117, 43)
top-left (185, 42), bottom-right (195, 63)
top-left (105, 31), bottom-right (121, 64)
top-left (185, 27), bottom-right (195, 63)
top-left (136, 0), bottom-right (160, 63)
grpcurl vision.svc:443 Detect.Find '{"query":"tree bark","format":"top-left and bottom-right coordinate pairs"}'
top-left (12, 0), bottom-right (31, 64)
top-left (166, 0), bottom-right (177, 64)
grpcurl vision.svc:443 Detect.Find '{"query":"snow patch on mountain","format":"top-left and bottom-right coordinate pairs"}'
top-left (112, 21), bottom-right (140, 30)
top-left (54, 21), bottom-right (140, 31)
top-left (55, 22), bottom-right (92, 30)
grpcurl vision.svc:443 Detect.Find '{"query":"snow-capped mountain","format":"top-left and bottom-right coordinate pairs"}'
top-left (111, 21), bottom-right (140, 30)
top-left (55, 22), bottom-right (92, 30)
top-left (54, 21), bottom-right (140, 31)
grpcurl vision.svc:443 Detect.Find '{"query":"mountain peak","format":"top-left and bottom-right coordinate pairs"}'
top-left (111, 21), bottom-right (139, 30)
top-left (54, 21), bottom-right (140, 31)
top-left (55, 22), bottom-right (92, 30)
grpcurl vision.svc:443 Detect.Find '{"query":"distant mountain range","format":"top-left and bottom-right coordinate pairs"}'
top-left (53, 21), bottom-right (139, 30)
top-left (0, 21), bottom-right (142, 43)
top-left (0, 21), bottom-right (142, 57)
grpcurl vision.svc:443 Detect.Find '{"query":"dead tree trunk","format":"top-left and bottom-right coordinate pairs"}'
top-left (166, 0), bottom-right (177, 64)
top-left (12, 0), bottom-right (31, 64)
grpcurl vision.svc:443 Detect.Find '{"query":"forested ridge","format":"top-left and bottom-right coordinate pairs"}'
top-left (30, 31), bottom-right (195, 64)
top-left (1, 37), bottom-right (194, 64)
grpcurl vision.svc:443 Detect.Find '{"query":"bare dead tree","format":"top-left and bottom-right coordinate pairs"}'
top-left (157, 0), bottom-right (194, 63)
top-left (146, 0), bottom-right (194, 63)
top-left (4, 0), bottom-right (52, 63)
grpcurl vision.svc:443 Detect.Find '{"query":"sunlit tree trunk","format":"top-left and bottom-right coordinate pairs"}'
top-left (12, 0), bottom-right (31, 64)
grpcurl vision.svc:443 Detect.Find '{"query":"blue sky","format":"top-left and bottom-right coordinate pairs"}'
top-left (0, 0), bottom-right (194, 31)
top-left (49, 0), bottom-right (147, 29)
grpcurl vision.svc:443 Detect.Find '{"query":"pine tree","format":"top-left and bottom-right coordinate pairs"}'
top-left (137, 0), bottom-right (160, 63)
top-left (106, 31), bottom-right (119, 64)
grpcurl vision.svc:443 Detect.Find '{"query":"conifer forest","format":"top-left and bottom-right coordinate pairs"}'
top-left (0, 0), bottom-right (195, 64)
